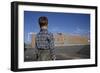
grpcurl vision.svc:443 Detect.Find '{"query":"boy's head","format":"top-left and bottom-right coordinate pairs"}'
top-left (38, 16), bottom-right (48, 28)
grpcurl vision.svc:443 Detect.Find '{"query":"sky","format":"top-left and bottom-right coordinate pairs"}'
top-left (24, 11), bottom-right (90, 43)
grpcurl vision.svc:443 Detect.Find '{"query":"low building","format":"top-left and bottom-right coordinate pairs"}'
top-left (30, 32), bottom-right (89, 48)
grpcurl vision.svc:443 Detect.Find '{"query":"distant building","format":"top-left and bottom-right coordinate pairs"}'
top-left (31, 33), bottom-right (36, 48)
top-left (30, 32), bottom-right (90, 48)
top-left (54, 33), bottom-right (65, 46)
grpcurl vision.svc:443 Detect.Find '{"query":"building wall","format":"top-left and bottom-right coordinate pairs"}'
top-left (31, 34), bottom-right (36, 48)
top-left (54, 33), bottom-right (65, 46)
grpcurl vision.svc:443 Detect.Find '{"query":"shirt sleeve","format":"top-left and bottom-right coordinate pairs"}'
top-left (49, 33), bottom-right (54, 49)
top-left (49, 33), bottom-right (56, 59)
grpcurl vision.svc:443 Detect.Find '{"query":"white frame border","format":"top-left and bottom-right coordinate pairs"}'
top-left (18, 5), bottom-right (96, 69)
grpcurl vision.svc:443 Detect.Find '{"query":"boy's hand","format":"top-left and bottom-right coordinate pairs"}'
top-left (52, 55), bottom-right (56, 60)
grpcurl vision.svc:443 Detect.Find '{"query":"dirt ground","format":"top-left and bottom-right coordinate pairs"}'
top-left (24, 45), bottom-right (90, 62)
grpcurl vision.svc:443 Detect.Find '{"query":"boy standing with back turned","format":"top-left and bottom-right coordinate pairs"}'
top-left (35, 16), bottom-right (56, 61)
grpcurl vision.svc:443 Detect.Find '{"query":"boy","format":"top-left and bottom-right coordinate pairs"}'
top-left (35, 16), bottom-right (56, 61)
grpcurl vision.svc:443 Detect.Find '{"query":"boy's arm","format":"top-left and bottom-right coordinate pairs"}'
top-left (35, 36), bottom-right (38, 59)
top-left (49, 33), bottom-right (56, 60)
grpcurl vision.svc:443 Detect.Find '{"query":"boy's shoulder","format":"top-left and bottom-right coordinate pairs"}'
top-left (36, 32), bottom-right (53, 39)
top-left (36, 31), bottom-right (53, 35)
top-left (48, 31), bottom-right (53, 35)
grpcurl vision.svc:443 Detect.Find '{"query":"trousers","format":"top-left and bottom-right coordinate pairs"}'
top-left (37, 49), bottom-right (53, 61)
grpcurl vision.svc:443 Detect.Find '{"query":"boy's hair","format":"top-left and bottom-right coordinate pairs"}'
top-left (38, 16), bottom-right (48, 28)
